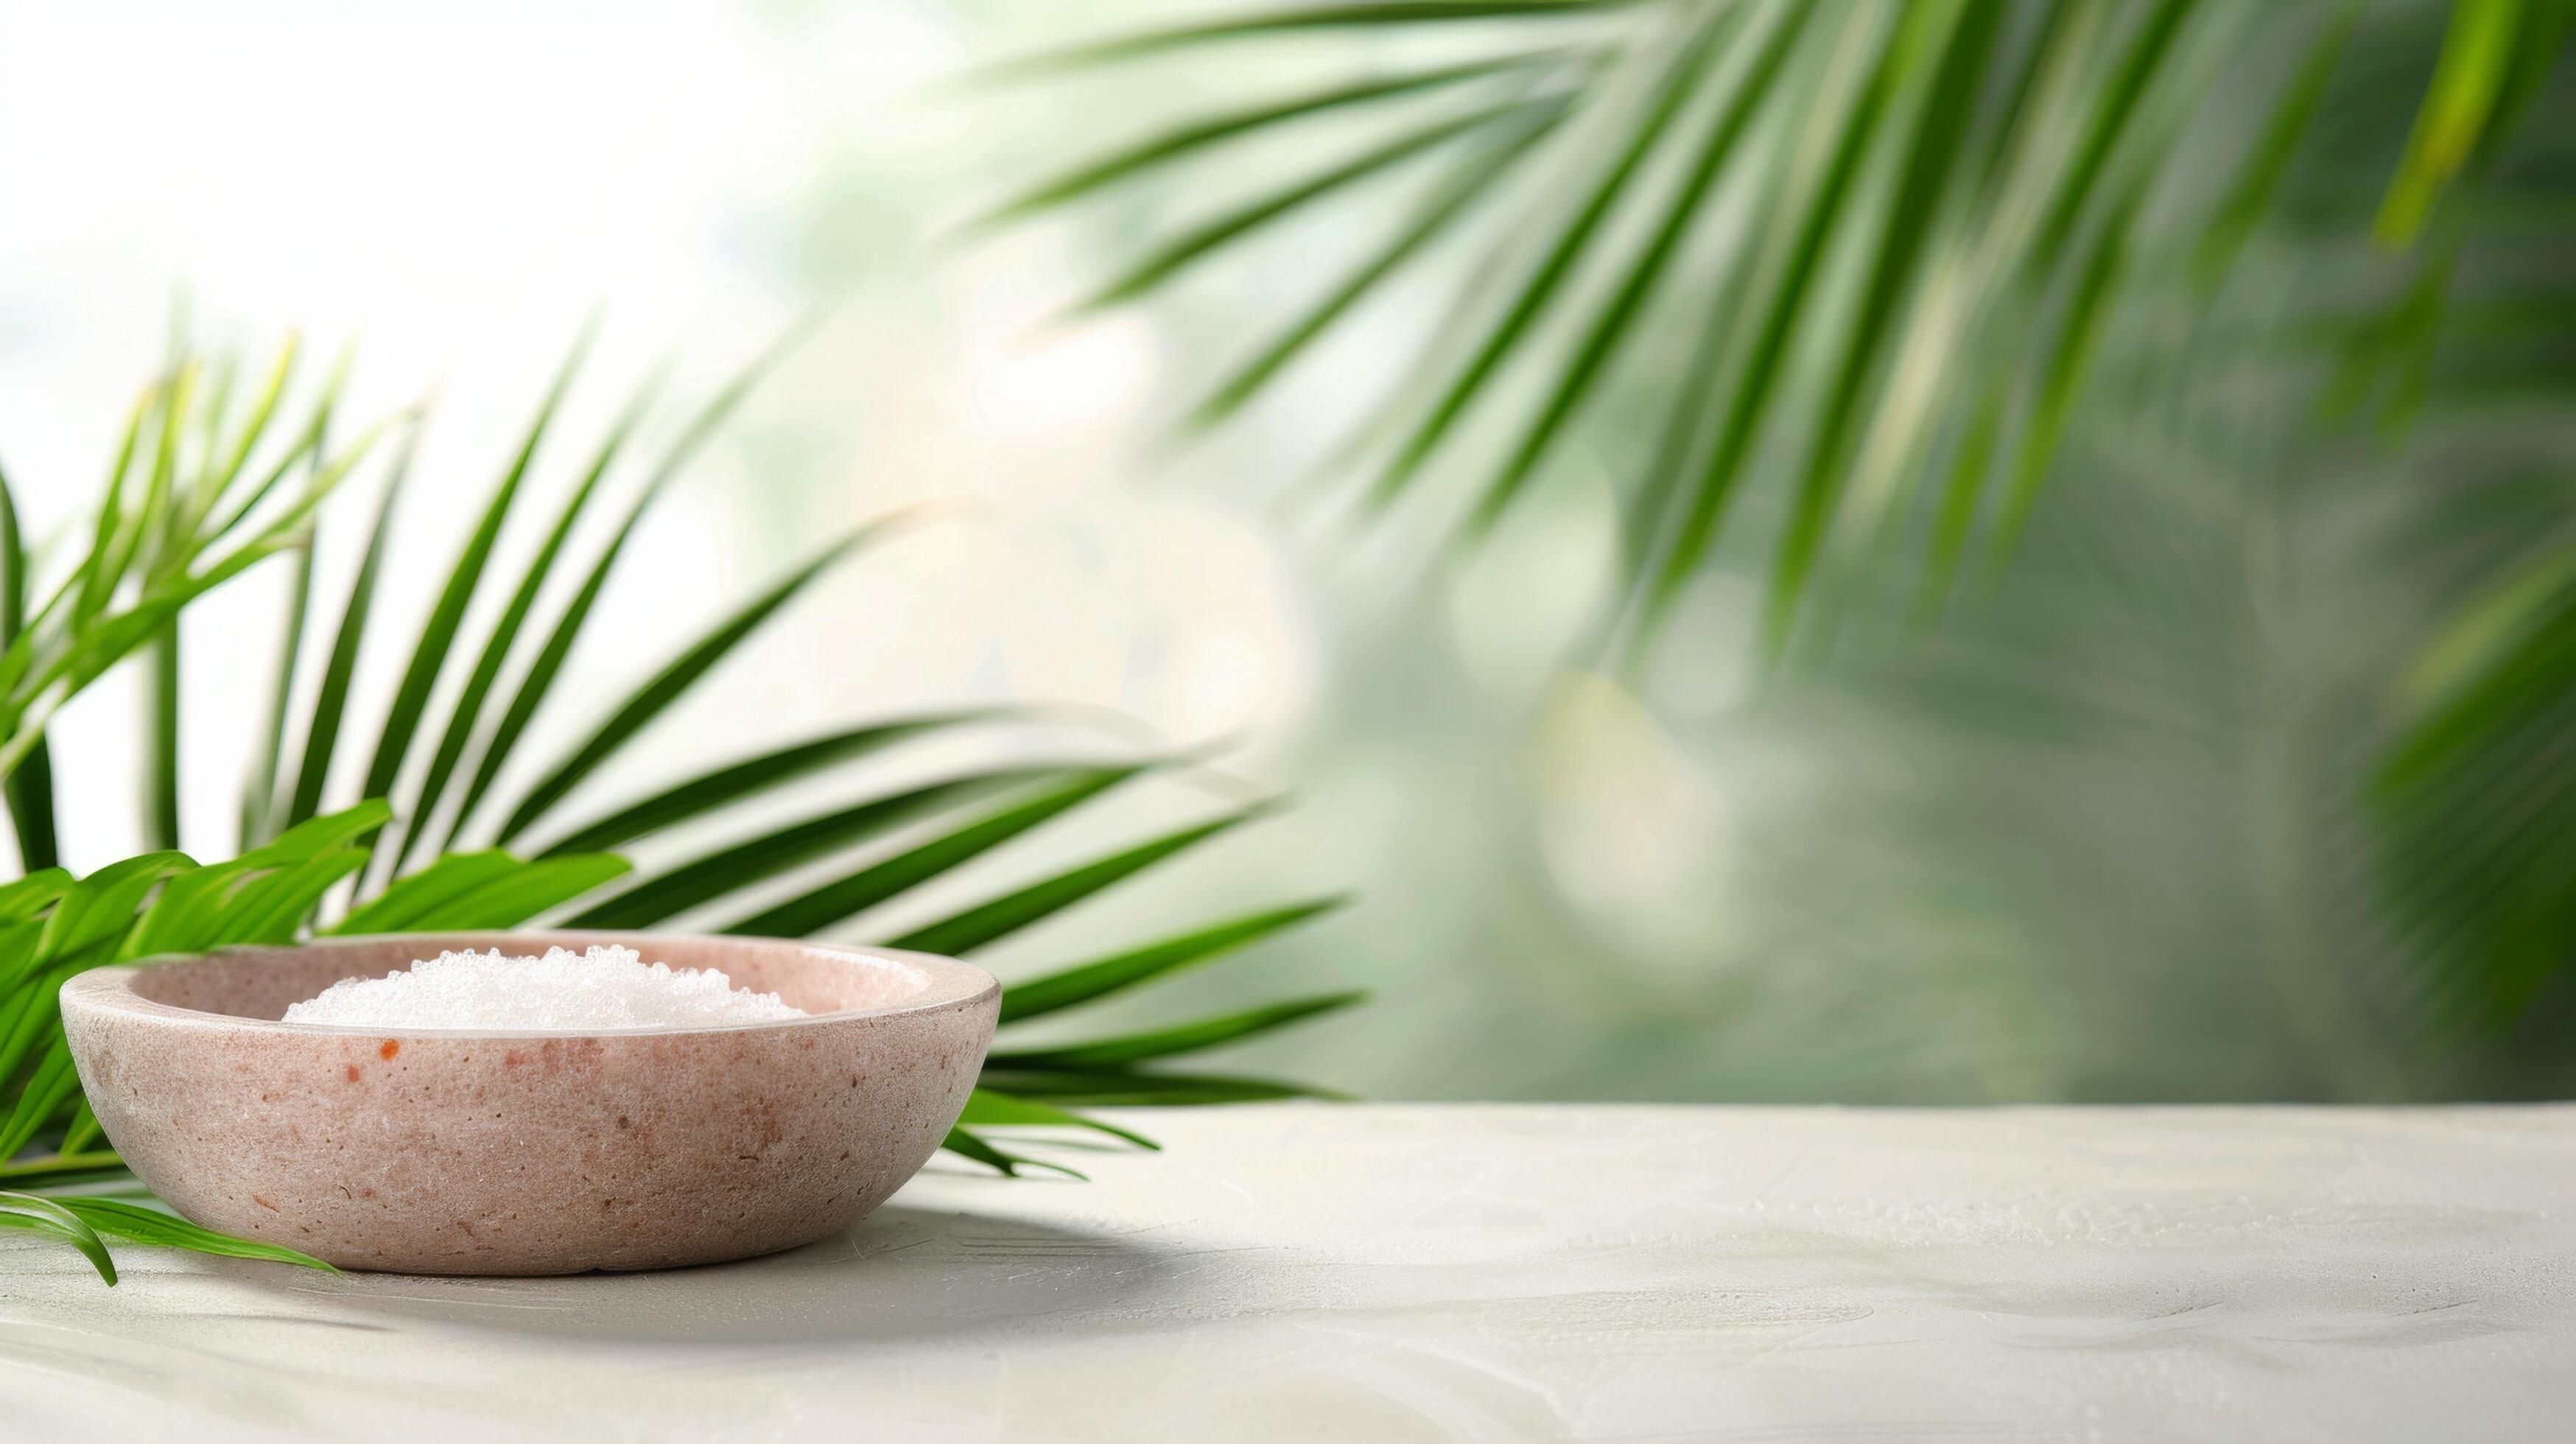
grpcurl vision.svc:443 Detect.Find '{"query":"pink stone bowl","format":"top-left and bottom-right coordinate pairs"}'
top-left (60, 931), bottom-right (999, 1276)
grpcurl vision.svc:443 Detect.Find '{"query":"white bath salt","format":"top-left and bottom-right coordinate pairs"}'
top-left (280, 944), bottom-right (807, 1031)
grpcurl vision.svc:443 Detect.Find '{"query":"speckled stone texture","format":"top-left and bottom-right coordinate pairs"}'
top-left (60, 932), bottom-right (997, 1276)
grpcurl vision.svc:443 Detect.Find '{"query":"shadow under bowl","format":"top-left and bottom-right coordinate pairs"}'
top-left (60, 931), bottom-right (998, 1276)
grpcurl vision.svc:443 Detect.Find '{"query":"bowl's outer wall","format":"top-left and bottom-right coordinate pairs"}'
top-left (61, 933), bottom-right (998, 1275)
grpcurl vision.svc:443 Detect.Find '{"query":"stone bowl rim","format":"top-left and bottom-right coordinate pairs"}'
top-left (60, 930), bottom-right (1000, 1042)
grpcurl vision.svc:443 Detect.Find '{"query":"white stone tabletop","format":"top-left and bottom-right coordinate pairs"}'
top-left (0, 1103), bottom-right (2568, 1441)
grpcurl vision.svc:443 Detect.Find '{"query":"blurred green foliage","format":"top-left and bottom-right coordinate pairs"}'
top-left (983, 0), bottom-right (2576, 1088)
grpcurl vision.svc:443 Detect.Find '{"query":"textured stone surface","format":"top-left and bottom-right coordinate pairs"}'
top-left (60, 932), bottom-right (997, 1275)
top-left (0, 1104), bottom-right (2568, 1441)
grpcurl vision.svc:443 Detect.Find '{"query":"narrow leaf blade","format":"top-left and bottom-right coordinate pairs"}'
top-left (447, 323), bottom-right (817, 846)
top-left (0, 1189), bottom-right (117, 1284)
top-left (326, 851), bottom-right (524, 936)
top-left (960, 1089), bottom-right (1158, 1149)
top-left (359, 326), bottom-right (594, 812)
top-left (562, 768), bottom-right (1058, 930)
top-left (991, 991), bottom-right (1366, 1068)
top-left (495, 518), bottom-right (910, 844)
top-left (536, 711), bottom-right (1002, 859)
top-left (391, 854), bottom-right (631, 930)
top-left (1000, 896), bottom-right (1347, 1023)
top-left (53, 1197), bottom-right (336, 1273)
top-left (721, 765), bottom-right (1145, 939)
top-left (886, 805), bottom-right (1275, 957)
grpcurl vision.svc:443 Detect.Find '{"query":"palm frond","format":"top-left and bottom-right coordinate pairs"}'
top-left (719, 766), bottom-right (1152, 938)
top-left (972, 1067), bottom-right (1335, 1107)
top-left (440, 321), bottom-right (815, 855)
top-left (0, 468), bottom-right (57, 872)
top-left (1186, 96), bottom-right (1573, 430)
top-left (1377, 6), bottom-right (1757, 512)
top-left (972, 0), bottom-right (1628, 80)
top-left (886, 803), bottom-right (1279, 956)
top-left (0, 359), bottom-right (390, 788)
top-left (980, 0), bottom-right (2576, 1040)
top-left (1629, 1), bottom-right (1902, 644)
top-left (964, 49), bottom-right (1582, 233)
top-left (1075, 92), bottom-right (1574, 314)
top-left (958, 1090), bottom-right (1159, 1149)
top-left (999, 896), bottom-right (1349, 1023)
top-left (990, 990), bottom-right (1367, 1069)
top-left (57, 1196), bottom-right (334, 1274)
top-left (491, 515), bottom-right (913, 847)
top-left (983, 0), bottom-right (2552, 658)
top-left (279, 424), bottom-right (420, 833)
top-left (2375, 534), bottom-right (2576, 1031)
top-left (392, 368), bottom-right (659, 876)
top-left (359, 325), bottom-right (594, 864)
top-left (936, 1125), bottom-right (1086, 1180)
top-left (2374, 0), bottom-right (2524, 244)
top-left (0, 1191), bottom-right (116, 1284)
top-left (561, 768), bottom-right (1066, 930)
top-left (2191, 1), bottom-right (2362, 292)
top-left (535, 710), bottom-right (1006, 858)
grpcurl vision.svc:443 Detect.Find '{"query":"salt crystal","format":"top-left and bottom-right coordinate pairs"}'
top-left (280, 944), bottom-right (809, 1031)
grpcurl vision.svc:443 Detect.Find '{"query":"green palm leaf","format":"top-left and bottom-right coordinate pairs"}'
top-left (388, 855), bottom-right (633, 931)
top-left (493, 516), bottom-right (908, 845)
top-left (0, 1045), bottom-right (84, 1160)
top-left (966, 49), bottom-right (1575, 232)
top-left (208, 341), bottom-right (354, 544)
top-left (323, 848), bottom-right (628, 935)
top-left (124, 802), bottom-right (392, 958)
top-left (55, 1197), bottom-right (335, 1273)
top-left (2191, 1), bottom-right (2361, 293)
top-left (1185, 97), bottom-right (1573, 430)
top-left (536, 711), bottom-right (1003, 858)
top-left (0, 1191), bottom-right (116, 1285)
top-left (973, 1068), bottom-right (1331, 1107)
top-left (938, 1126), bottom-right (1085, 1180)
top-left (444, 322), bottom-right (815, 849)
top-left (358, 326), bottom-right (593, 838)
top-left (720, 765), bottom-right (1147, 938)
top-left (36, 852), bottom-right (197, 965)
top-left (1990, 177), bottom-right (2144, 555)
top-left (0, 469), bottom-right (56, 871)
top-left (1762, 0), bottom-right (2002, 647)
top-left (1633, 4), bottom-right (1906, 642)
top-left (0, 872), bottom-right (70, 926)
top-left (281, 426), bottom-right (419, 830)
top-left (209, 849), bottom-right (376, 945)
top-left (990, 991), bottom-right (1366, 1069)
top-left (561, 768), bottom-right (1061, 930)
top-left (974, 1), bottom-right (1624, 79)
top-left (243, 532), bottom-right (316, 845)
top-left (1472, 0), bottom-right (1818, 547)
top-left (887, 803), bottom-right (1277, 956)
top-left (1375, 8), bottom-right (1752, 511)
top-left (1076, 94), bottom-right (1565, 314)
top-left (999, 896), bottom-right (1349, 1023)
top-left (2374, 0), bottom-right (2523, 245)
top-left (987, 0), bottom-right (2537, 654)
top-left (393, 361), bottom-right (654, 875)
top-left (958, 1089), bottom-right (1157, 1149)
